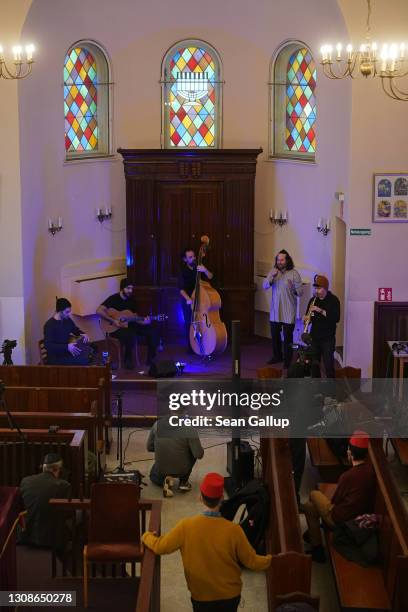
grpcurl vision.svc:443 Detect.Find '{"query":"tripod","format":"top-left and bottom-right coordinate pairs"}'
top-left (0, 380), bottom-right (26, 442)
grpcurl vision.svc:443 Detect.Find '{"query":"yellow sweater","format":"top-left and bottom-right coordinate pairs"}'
top-left (142, 515), bottom-right (272, 601)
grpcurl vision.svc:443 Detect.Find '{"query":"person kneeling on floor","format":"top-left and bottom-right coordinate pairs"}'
top-left (302, 430), bottom-right (376, 563)
top-left (146, 417), bottom-right (204, 497)
top-left (142, 472), bottom-right (272, 612)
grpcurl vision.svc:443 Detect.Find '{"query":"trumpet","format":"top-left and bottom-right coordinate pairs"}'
top-left (301, 297), bottom-right (316, 344)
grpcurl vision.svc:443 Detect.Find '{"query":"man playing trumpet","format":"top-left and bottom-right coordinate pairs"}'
top-left (303, 275), bottom-right (340, 378)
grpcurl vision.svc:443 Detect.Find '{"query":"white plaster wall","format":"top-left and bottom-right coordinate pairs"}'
top-left (338, 0), bottom-right (408, 375)
top-left (0, 0), bottom-right (33, 364)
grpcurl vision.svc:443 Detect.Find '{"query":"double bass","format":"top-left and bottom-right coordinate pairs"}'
top-left (189, 236), bottom-right (228, 356)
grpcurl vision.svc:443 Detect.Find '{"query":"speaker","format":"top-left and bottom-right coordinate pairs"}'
top-left (148, 360), bottom-right (177, 378)
top-left (226, 440), bottom-right (254, 485)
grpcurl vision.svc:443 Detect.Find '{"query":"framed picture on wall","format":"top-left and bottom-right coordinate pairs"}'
top-left (373, 173), bottom-right (408, 223)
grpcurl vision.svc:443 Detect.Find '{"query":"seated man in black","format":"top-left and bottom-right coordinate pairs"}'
top-left (18, 453), bottom-right (71, 550)
top-left (44, 297), bottom-right (90, 365)
top-left (97, 278), bottom-right (158, 369)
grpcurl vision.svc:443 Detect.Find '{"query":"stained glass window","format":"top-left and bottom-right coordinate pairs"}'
top-left (64, 43), bottom-right (109, 158)
top-left (285, 48), bottom-right (316, 154)
top-left (163, 42), bottom-right (221, 148)
top-left (272, 43), bottom-right (316, 160)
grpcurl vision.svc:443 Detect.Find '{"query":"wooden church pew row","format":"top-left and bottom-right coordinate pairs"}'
top-left (0, 412), bottom-right (104, 467)
top-left (318, 438), bottom-right (408, 612)
top-left (0, 364), bottom-right (112, 419)
top-left (261, 437), bottom-right (317, 611)
top-left (307, 438), bottom-right (349, 483)
top-left (3, 386), bottom-right (108, 450)
top-left (0, 428), bottom-right (87, 497)
top-left (389, 438), bottom-right (408, 466)
top-left (307, 396), bottom-right (380, 482)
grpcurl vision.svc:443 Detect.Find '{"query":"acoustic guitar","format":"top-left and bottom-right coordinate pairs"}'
top-left (100, 308), bottom-right (168, 334)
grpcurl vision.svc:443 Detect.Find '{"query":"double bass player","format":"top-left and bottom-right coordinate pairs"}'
top-left (179, 247), bottom-right (213, 352)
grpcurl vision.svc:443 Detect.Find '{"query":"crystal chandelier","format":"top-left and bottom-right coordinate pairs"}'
top-left (320, 0), bottom-right (408, 101)
top-left (0, 44), bottom-right (35, 80)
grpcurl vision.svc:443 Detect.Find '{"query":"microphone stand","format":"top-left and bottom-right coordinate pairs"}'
top-left (111, 392), bottom-right (127, 474)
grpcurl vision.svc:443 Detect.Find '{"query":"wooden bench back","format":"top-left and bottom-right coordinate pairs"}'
top-left (4, 386), bottom-right (102, 415)
top-left (369, 439), bottom-right (408, 608)
top-left (0, 428), bottom-right (87, 496)
top-left (0, 364), bottom-right (111, 418)
top-left (261, 437), bottom-right (314, 610)
top-left (0, 412), bottom-right (102, 458)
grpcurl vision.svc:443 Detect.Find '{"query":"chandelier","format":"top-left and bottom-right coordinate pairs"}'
top-left (320, 0), bottom-right (408, 101)
top-left (0, 44), bottom-right (35, 80)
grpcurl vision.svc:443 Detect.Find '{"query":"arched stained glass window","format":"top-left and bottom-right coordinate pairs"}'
top-left (64, 42), bottom-right (110, 159)
top-left (162, 41), bottom-right (222, 148)
top-left (271, 42), bottom-right (316, 161)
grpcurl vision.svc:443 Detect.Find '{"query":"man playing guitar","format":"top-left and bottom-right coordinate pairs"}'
top-left (97, 278), bottom-right (159, 369)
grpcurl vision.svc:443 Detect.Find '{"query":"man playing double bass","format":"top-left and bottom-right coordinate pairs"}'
top-left (179, 248), bottom-right (213, 352)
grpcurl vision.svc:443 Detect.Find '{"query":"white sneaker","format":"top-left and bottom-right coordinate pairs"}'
top-left (179, 480), bottom-right (192, 492)
top-left (163, 476), bottom-right (174, 498)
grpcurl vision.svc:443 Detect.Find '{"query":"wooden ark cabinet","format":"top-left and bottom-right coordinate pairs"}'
top-left (118, 148), bottom-right (262, 342)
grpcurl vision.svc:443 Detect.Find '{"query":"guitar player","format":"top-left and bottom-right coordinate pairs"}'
top-left (96, 278), bottom-right (159, 369)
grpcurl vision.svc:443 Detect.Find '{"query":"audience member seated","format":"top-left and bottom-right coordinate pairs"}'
top-left (302, 430), bottom-right (375, 563)
top-left (147, 417), bottom-right (204, 497)
top-left (18, 453), bottom-right (71, 550)
top-left (142, 472), bottom-right (272, 612)
top-left (43, 297), bottom-right (90, 365)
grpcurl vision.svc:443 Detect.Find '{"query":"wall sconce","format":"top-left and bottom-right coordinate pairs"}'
top-left (317, 218), bottom-right (331, 236)
top-left (48, 217), bottom-right (62, 236)
top-left (96, 207), bottom-right (112, 223)
top-left (269, 209), bottom-right (288, 227)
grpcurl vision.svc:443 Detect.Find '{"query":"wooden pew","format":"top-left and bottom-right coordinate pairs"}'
top-left (318, 438), bottom-right (408, 611)
top-left (390, 438), bottom-right (408, 466)
top-left (0, 429), bottom-right (87, 497)
top-left (0, 412), bottom-right (103, 466)
top-left (261, 437), bottom-right (317, 610)
top-left (307, 438), bottom-right (348, 482)
top-left (0, 364), bottom-right (111, 418)
top-left (2, 386), bottom-right (107, 452)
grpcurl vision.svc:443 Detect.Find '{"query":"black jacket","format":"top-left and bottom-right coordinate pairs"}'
top-left (307, 291), bottom-right (340, 340)
top-left (18, 471), bottom-right (71, 548)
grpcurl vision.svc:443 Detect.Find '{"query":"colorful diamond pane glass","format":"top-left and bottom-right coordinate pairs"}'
top-left (168, 47), bottom-right (216, 147)
top-left (64, 47), bottom-right (98, 152)
top-left (285, 48), bottom-right (316, 154)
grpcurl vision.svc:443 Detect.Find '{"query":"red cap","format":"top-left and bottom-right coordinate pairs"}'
top-left (200, 472), bottom-right (224, 498)
top-left (350, 430), bottom-right (370, 449)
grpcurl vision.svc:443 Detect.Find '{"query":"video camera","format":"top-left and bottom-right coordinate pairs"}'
top-left (1, 339), bottom-right (17, 365)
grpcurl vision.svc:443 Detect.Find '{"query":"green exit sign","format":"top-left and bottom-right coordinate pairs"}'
top-left (350, 228), bottom-right (372, 236)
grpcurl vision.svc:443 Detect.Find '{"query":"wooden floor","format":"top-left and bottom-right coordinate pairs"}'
top-left (111, 336), bottom-right (273, 417)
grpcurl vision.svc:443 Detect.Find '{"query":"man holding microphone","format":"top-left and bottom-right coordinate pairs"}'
top-left (263, 249), bottom-right (303, 370)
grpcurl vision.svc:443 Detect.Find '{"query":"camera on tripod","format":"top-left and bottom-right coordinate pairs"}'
top-left (1, 339), bottom-right (17, 365)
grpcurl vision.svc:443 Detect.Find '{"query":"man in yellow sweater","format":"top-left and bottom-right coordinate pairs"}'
top-left (142, 472), bottom-right (272, 611)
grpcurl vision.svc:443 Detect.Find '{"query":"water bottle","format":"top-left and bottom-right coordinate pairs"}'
top-left (102, 351), bottom-right (109, 365)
